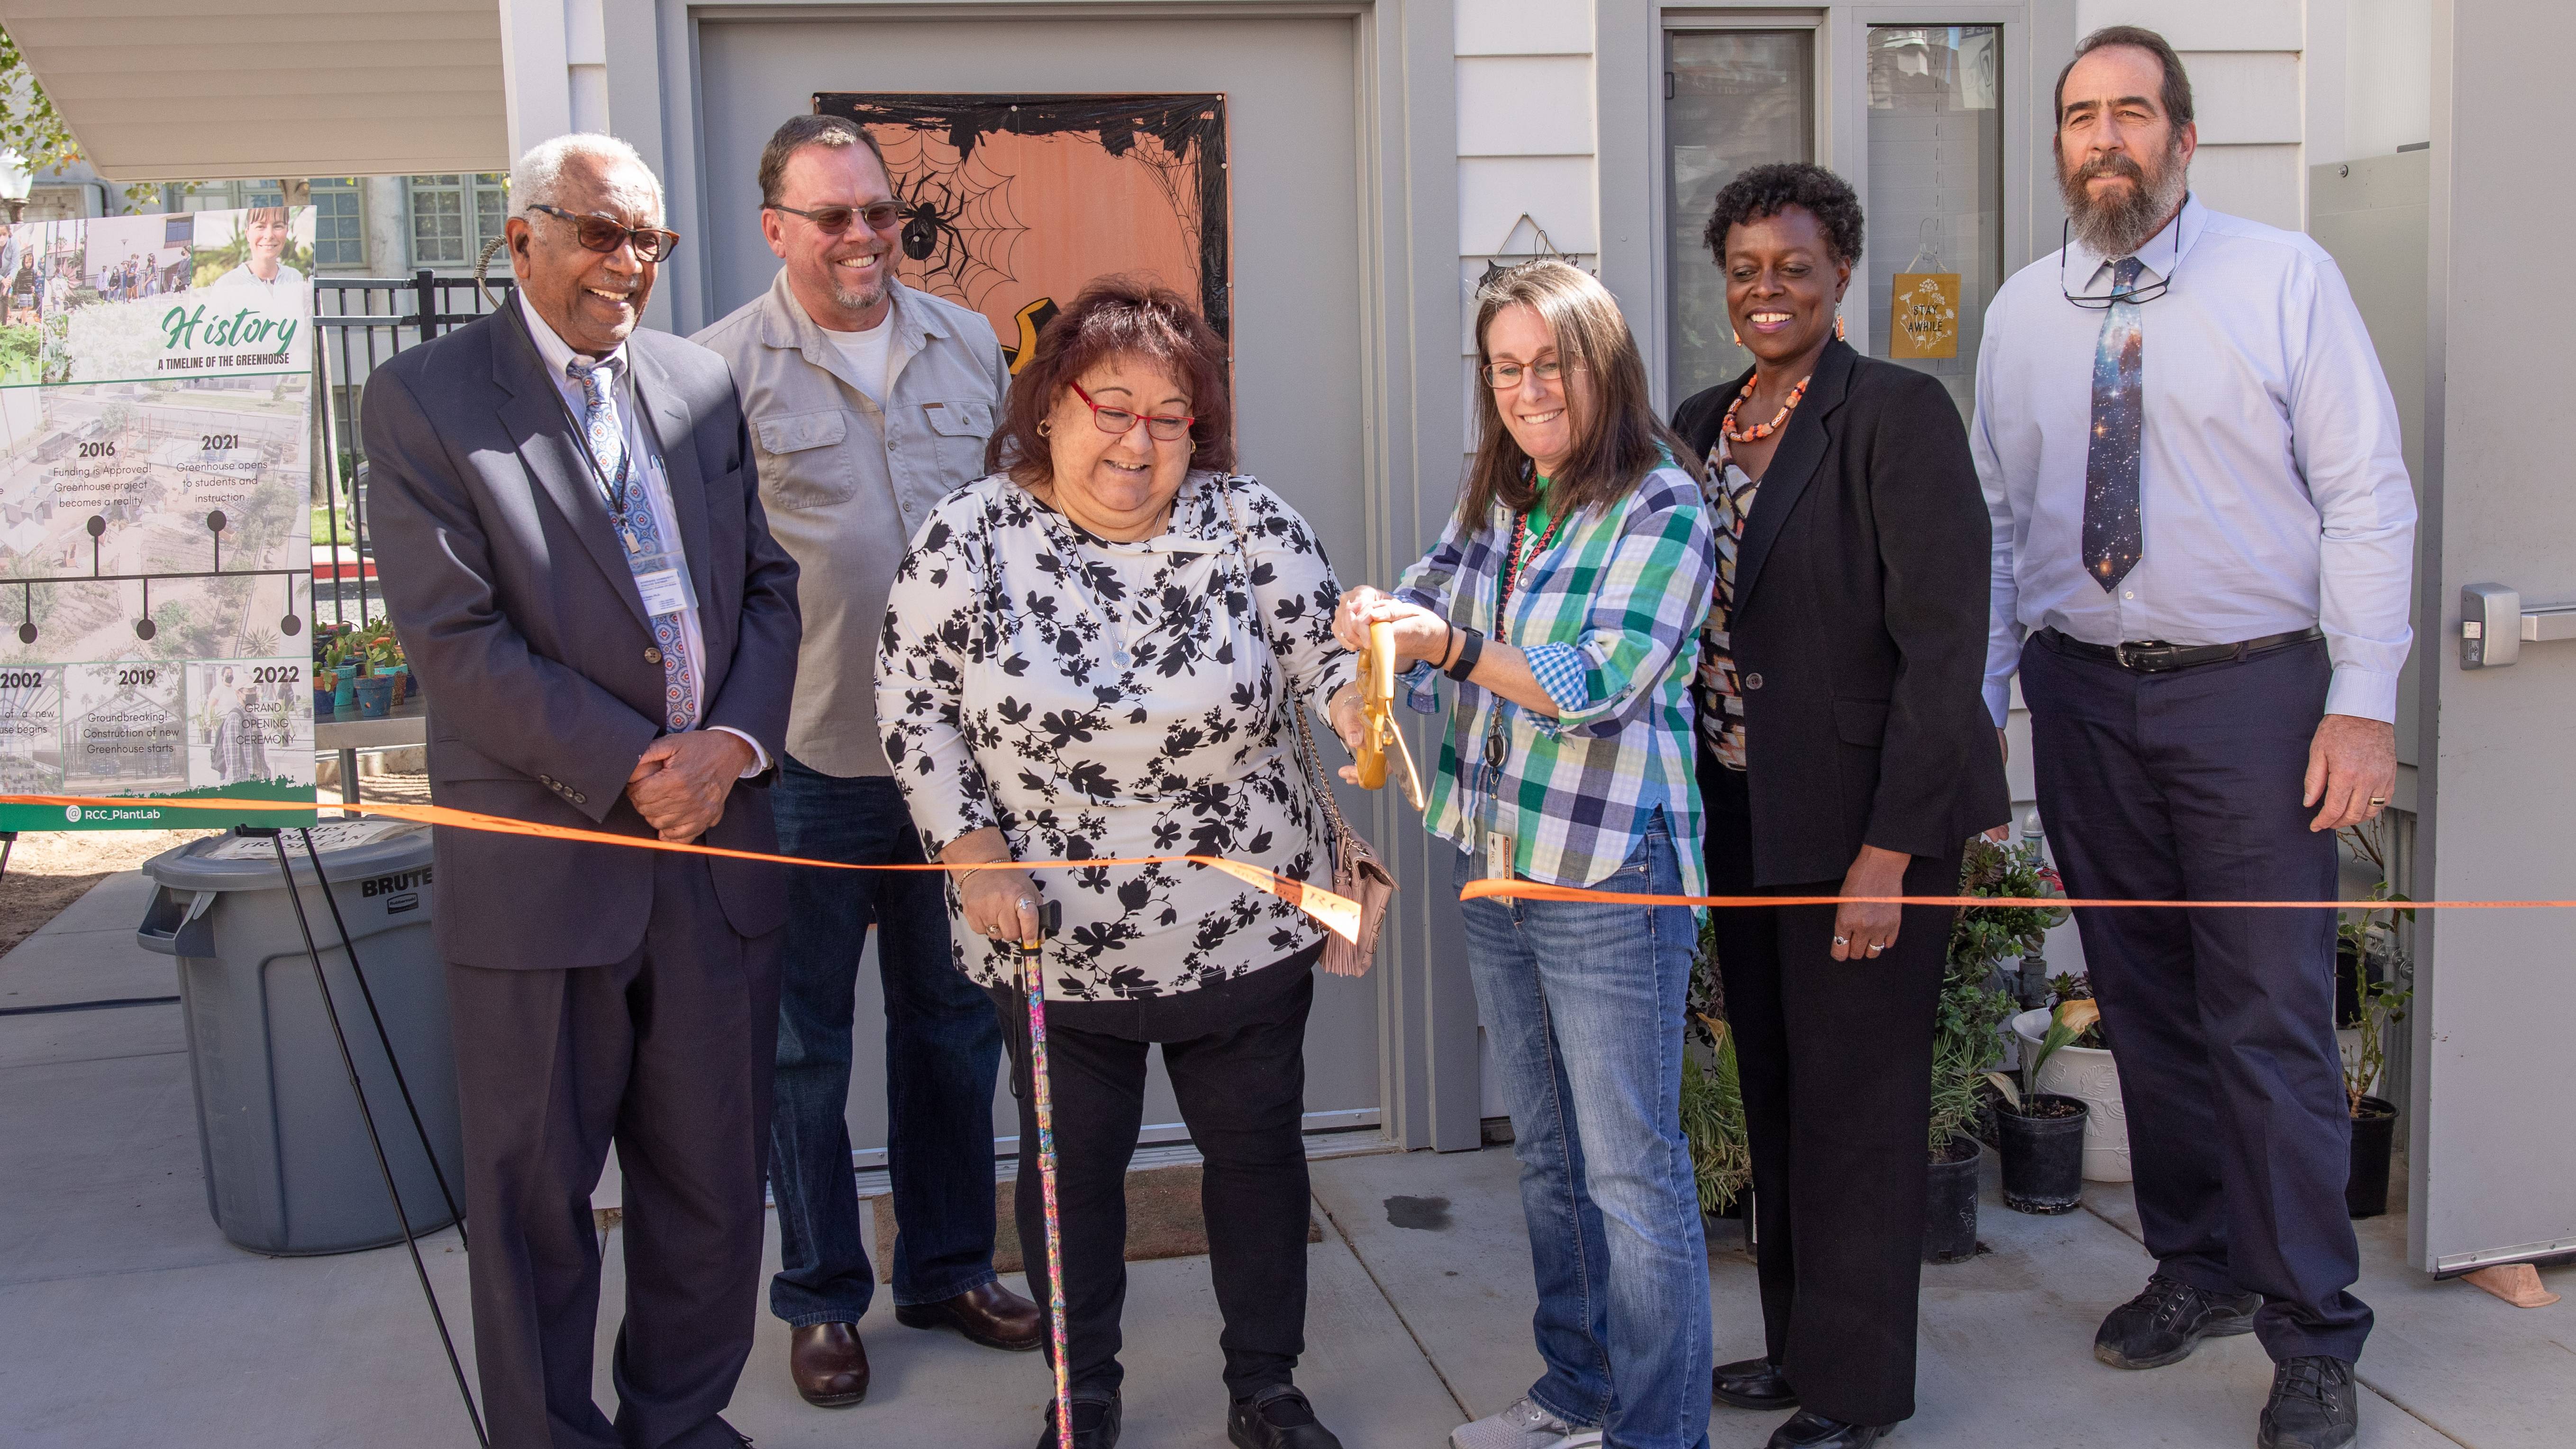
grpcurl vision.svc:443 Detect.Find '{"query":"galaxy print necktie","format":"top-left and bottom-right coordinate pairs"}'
top-left (570, 358), bottom-right (699, 730)
top-left (2082, 256), bottom-right (2145, 591)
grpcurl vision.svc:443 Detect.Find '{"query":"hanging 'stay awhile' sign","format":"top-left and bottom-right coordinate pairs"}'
top-left (0, 206), bottom-right (316, 832)
top-left (1889, 272), bottom-right (1961, 360)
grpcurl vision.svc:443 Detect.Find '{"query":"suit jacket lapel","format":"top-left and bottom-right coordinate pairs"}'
top-left (1731, 339), bottom-right (1857, 614)
top-left (630, 346), bottom-right (715, 628)
top-left (494, 303), bottom-right (651, 629)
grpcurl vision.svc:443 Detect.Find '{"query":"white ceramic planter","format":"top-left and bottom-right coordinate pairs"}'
top-left (2010, 1008), bottom-right (2131, 1183)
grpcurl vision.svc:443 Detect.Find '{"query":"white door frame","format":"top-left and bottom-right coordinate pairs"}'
top-left (1596, 0), bottom-right (2076, 410)
top-left (596, 0), bottom-right (1484, 1150)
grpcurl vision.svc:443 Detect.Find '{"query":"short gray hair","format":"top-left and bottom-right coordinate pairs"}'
top-left (509, 133), bottom-right (664, 219)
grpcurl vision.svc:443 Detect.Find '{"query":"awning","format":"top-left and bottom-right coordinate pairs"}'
top-left (0, 0), bottom-right (508, 182)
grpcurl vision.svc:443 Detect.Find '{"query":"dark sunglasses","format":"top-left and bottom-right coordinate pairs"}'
top-left (526, 203), bottom-right (682, 263)
top-left (769, 201), bottom-right (906, 235)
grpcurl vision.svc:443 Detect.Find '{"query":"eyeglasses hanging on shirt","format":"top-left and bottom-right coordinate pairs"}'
top-left (2057, 217), bottom-right (2179, 310)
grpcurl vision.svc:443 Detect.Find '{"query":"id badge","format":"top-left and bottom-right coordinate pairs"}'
top-left (631, 563), bottom-right (694, 618)
top-left (1482, 829), bottom-right (1516, 883)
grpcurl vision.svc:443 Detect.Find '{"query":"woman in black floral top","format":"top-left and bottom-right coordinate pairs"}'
top-left (877, 278), bottom-right (1358, 1449)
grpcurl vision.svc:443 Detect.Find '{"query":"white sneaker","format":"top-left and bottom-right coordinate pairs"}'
top-left (1447, 1396), bottom-right (1605, 1449)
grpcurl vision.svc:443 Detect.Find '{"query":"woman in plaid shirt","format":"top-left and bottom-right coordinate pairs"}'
top-left (1335, 261), bottom-right (1717, 1449)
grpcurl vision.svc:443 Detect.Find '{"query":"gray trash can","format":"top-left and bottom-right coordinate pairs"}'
top-left (137, 818), bottom-right (463, 1255)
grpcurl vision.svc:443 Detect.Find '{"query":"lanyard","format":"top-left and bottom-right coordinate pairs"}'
top-left (1480, 501), bottom-right (1568, 779)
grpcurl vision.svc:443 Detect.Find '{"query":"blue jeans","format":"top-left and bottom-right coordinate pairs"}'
top-left (1457, 816), bottom-right (1712, 1449)
top-left (768, 760), bottom-right (1004, 1324)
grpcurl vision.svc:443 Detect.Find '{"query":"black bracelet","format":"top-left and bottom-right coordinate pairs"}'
top-left (1444, 627), bottom-right (1484, 683)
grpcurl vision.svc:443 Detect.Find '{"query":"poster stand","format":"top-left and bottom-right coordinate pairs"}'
top-left (241, 822), bottom-right (485, 1448)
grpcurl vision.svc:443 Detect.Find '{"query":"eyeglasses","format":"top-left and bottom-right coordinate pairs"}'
top-left (2058, 218), bottom-right (2174, 310)
top-left (769, 201), bottom-right (906, 234)
top-left (1070, 380), bottom-right (1194, 442)
top-left (526, 204), bottom-right (682, 263)
top-left (1481, 359), bottom-right (1569, 390)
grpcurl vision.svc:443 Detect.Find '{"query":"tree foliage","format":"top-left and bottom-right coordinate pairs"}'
top-left (0, 25), bottom-right (158, 202)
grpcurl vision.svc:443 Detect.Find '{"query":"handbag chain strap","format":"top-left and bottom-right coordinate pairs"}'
top-left (1220, 481), bottom-right (1354, 858)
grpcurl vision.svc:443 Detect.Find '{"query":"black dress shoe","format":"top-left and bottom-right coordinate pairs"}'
top-left (1035, 1393), bottom-right (1122, 1449)
top-left (1713, 1356), bottom-right (1798, 1411)
top-left (1766, 1409), bottom-right (1890, 1449)
top-left (2094, 1272), bottom-right (2262, 1369)
top-left (896, 1280), bottom-right (1046, 1351)
top-left (1227, 1384), bottom-right (1345, 1449)
top-left (2258, 1357), bottom-right (2358, 1449)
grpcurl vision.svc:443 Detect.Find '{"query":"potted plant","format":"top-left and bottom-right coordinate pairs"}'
top-left (1926, 836), bottom-right (2062, 1261)
top-left (1681, 919), bottom-right (1753, 1237)
top-left (1985, 1000), bottom-right (2092, 1214)
top-left (2338, 823), bottom-right (2413, 1219)
top-left (2008, 973), bottom-right (2130, 1182)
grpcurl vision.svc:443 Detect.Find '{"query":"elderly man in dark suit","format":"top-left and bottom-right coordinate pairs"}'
top-left (364, 131), bottom-right (800, 1449)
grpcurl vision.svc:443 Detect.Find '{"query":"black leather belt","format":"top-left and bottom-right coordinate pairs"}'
top-left (2039, 626), bottom-right (2323, 673)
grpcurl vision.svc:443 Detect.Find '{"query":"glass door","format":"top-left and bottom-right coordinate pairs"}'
top-left (1664, 29), bottom-right (1815, 404)
top-left (1865, 25), bottom-right (2003, 419)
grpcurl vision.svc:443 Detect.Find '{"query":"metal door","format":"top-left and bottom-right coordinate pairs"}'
top-left (691, 12), bottom-right (1379, 1161)
top-left (2412, 1), bottom-right (2576, 1273)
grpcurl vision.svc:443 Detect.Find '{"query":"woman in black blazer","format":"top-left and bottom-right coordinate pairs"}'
top-left (1674, 164), bottom-right (2008, 1449)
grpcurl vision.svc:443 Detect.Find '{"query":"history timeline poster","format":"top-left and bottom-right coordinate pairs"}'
top-left (815, 93), bottom-right (1230, 372)
top-left (0, 205), bottom-right (316, 832)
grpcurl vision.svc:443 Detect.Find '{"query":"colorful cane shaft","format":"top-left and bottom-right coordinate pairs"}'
top-left (1024, 946), bottom-right (1074, 1449)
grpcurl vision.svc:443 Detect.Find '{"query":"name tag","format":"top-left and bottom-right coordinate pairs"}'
top-left (1483, 829), bottom-right (1516, 883)
top-left (633, 565), bottom-right (692, 618)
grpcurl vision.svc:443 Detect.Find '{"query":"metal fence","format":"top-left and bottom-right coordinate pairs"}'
top-left (311, 269), bottom-right (516, 631)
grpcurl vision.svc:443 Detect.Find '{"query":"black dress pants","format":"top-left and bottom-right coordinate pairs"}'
top-left (990, 961), bottom-right (1316, 1403)
top-left (446, 849), bottom-right (783, 1449)
top-left (1701, 756), bottom-right (1957, 1429)
top-left (2020, 632), bottom-right (2370, 1362)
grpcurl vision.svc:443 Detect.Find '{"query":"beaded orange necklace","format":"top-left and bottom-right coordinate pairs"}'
top-left (1720, 371), bottom-right (1811, 445)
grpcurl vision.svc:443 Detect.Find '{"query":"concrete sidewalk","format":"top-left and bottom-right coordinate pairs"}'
top-left (3, 871), bottom-right (2569, 1448)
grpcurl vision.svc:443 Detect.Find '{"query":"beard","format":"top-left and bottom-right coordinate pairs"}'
top-left (2059, 140), bottom-right (2189, 259)
top-left (823, 246), bottom-right (891, 315)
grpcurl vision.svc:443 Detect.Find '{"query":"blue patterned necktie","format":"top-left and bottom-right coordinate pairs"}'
top-left (569, 358), bottom-right (698, 730)
top-left (2081, 256), bottom-right (2146, 591)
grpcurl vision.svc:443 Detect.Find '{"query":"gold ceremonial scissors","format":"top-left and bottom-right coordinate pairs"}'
top-left (1354, 620), bottom-right (1426, 810)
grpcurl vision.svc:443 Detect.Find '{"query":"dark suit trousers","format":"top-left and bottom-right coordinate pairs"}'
top-left (447, 848), bottom-right (784, 1449)
top-left (2020, 632), bottom-right (2371, 1363)
top-left (1702, 757), bottom-right (1956, 1429)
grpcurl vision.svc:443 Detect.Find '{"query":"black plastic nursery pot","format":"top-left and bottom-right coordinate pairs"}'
top-left (1922, 1136), bottom-right (1982, 1264)
top-left (1996, 1094), bottom-right (2089, 1215)
top-left (2347, 1096), bottom-right (2399, 1219)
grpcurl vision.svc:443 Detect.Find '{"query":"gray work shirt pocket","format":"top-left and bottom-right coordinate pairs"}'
top-left (918, 399), bottom-right (995, 484)
top-left (753, 407), bottom-right (856, 510)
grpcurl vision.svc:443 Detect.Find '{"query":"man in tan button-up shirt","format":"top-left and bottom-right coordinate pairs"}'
top-left (693, 114), bottom-right (1038, 1410)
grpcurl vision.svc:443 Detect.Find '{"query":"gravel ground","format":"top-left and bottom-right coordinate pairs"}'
top-left (0, 775), bottom-right (433, 957)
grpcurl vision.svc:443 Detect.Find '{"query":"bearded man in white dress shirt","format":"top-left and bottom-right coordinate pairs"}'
top-left (1974, 27), bottom-right (2414, 1449)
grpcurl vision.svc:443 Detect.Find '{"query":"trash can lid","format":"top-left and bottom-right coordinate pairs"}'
top-left (143, 817), bottom-right (434, 891)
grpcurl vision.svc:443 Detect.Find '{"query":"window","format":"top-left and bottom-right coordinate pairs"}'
top-left (310, 179), bottom-right (365, 269)
top-left (406, 174), bottom-right (508, 268)
top-left (1865, 26), bottom-right (2003, 419)
top-left (1664, 30), bottom-right (1816, 404)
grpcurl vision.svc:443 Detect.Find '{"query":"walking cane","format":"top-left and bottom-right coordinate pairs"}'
top-left (1020, 898), bottom-right (1074, 1449)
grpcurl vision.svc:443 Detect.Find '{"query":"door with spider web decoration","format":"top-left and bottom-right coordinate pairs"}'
top-left (694, 13), bottom-right (1377, 1167)
top-left (815, 93), bottom-right (1229, 378)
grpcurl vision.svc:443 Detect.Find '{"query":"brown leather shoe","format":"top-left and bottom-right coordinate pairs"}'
top-left (893, 1280), bottom-right (1045, 1351)
top-left (787, 1322), bottom-right (869, 1407)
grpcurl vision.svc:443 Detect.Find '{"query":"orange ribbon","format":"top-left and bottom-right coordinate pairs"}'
top-left (0, 794), bottom-right (1367, 944)
top-left (15, 793), bottom-right (2565, 915)
top-left (1458, 880), bottom-right (2566, 911)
